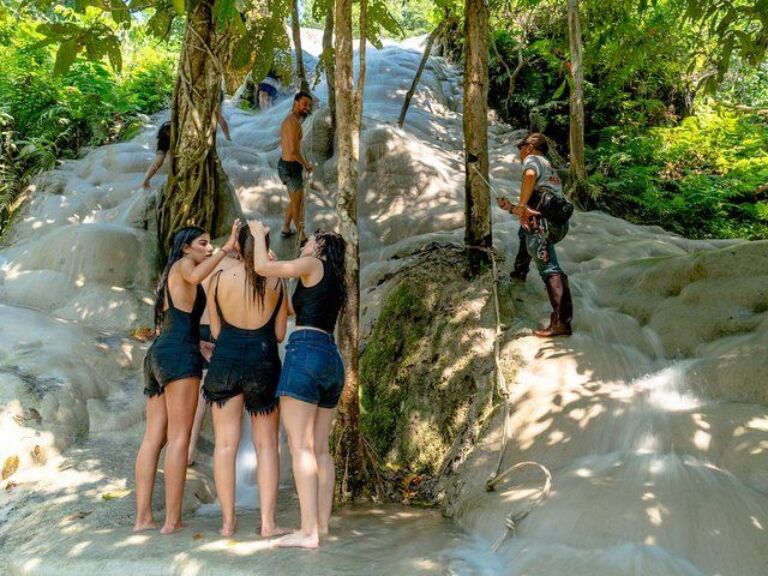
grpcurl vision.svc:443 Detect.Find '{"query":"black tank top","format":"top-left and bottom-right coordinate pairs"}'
top-left (293, 259), bottom-right (343, 333)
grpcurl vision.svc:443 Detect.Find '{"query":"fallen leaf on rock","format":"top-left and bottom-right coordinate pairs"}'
top-left (193, 532), bottom-right (204, 540)
top-left (2, 456), bottom-right (19, 480)
top-left (12, 408), bottom-right (42, 426)
top-left (31, 445), bottom-right (47, 465)
top-left (5, 481), bottom-right (17, 491)
top-left (101, 489), bottom-right (131, 501)
top-left (132, 327), bottom-right (155, 342)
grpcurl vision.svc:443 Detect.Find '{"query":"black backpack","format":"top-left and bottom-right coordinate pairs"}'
top-left (536, 191), bottom-right (574, 225)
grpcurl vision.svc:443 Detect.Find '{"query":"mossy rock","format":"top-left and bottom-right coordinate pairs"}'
top-left (360, 249), bottom-right (495, 485)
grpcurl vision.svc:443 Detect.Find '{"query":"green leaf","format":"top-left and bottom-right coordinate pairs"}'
top-left (37, 22), bottom-right (83, 37)
top-left (147, 8), bottom-right (174, 39)
top-left (213, 0), bottom-right (238, 26)
top-left (311, 0), bottom-right (334, 21)
top-left (552, 78), bottom-right (568, 100)
top-left (26, 38), bottom-right (58, 51)
top-left (231, 35), bottom-right (255, 70)
top-left (54, 39), bottom-right (78, 76)
top-left (110, 0), bottom-right (130, 25)
top-left (85, 39), bottom-right (107, 61)
top-left (172, 0), bottom-right (185, 16)
top-left (106, 37), bottom-right (122, 72)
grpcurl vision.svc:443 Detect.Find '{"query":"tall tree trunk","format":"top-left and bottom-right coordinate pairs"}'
top-left (322, 2), bottom-right (336, 152)
top-left (157, 0), bottom-right (240, 252)
top-left (398, 17), bottom-right (446, 128)
top-left (333, 0), bottom-right (372, 502)
top-left (567, 0), bottom-right (587, 202)
top-left (463, 0), bottom-right (491, 271)
top-left (292, 0), bottom-right (310, 94)
top-left (353, 0), bottom-right (367, 150)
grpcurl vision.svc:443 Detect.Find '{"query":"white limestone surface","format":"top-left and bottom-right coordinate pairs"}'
top-left (0, 29), bottom-right (765, 576)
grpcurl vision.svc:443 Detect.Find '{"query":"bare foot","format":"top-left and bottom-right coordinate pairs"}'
top-left (260, 525), bottom-right (290, 538)
top-left (318, 526), bottom-right (329, 537)
top-left (133, 519), bottom-right (158, 532)
top-left (160, 521), bottom-right (186, 535)
top-left (220, 518), bottom-right (237, 537)
top-left (271, 530), bottom-right (319, 549)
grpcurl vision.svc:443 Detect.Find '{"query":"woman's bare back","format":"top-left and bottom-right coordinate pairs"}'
top-left (212, 264), bottom-right (281, 330)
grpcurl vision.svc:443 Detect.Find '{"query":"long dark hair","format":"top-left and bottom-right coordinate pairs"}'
top-left (313, 230), bottom-right (347, 312)
top-left (238, 223), bottom-right (269, 309)
top-left (154, 226), bottom-right (206, 330)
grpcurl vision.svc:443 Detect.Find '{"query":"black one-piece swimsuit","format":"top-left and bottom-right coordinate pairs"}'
top-left (143, 284), bottom-right (206, 397)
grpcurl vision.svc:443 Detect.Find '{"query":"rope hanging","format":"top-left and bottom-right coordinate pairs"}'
top-left (466, 244), bottom-right (552, 553)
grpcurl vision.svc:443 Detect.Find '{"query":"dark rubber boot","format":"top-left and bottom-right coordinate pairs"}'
top-left (511, 232), bottom-right (531, 283)
top-left (534, 274), bottom-right (573, 337)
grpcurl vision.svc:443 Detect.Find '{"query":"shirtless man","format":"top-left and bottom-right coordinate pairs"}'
top-left (278, 91), bottom-right (313, 242)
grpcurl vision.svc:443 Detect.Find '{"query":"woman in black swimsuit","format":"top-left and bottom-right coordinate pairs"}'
top-left (203, 224), bottom-right (288, 537)
top-left (134, 220), bottom-right (240, 534)
top-left (247, 220), bottom-right (346, 550)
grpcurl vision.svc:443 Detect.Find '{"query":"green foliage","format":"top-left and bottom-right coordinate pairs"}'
top-left (587, 110), bottom-right (768, 240)
top-left (365, 0), bottom-right (404, 49)
top-left (0, 10), bottom-right (176, 234)
top-left (0, 112), bottom-right (56, 233)
top-left (233, 0), bottom-right (292, 83)
top-left (685, 0), bottom-right (768, 90)
top-left (26, 3), bottom-right (138, 75)
top-left (303, 0), bottom-right (426, 38)
top-left (718, 62), bottom-right (768, 108)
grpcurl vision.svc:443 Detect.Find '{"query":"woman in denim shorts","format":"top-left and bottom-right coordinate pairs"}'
top-left (247, 220), bottom-right (346, 549)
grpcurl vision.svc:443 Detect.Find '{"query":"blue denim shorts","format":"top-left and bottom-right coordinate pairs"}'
top-left (277, 329), bottom-right (344, 409)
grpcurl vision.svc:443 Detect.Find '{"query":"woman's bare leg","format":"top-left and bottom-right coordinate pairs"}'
top-left (160, 376), bottom-right (199, 535)
top-left (187, 383), bottom-right (207, 466)
top-left (134, 394), bottom-right (167, 531)
top-left (314, 408), bottom-right (335, 536)
top-left (212, 394), bottom-right (244, 537)
top-left (251, 408), bottom-right (285, 537)
top-left (273, 397), bottom-right (319, 549)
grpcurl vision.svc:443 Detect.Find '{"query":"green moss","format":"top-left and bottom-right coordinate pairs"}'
top-left (360, 268), bottom-right (482, 477)
top-left (360, 282), bottom-right (430, 460)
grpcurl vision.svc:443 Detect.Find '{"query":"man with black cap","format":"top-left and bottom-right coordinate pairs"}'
top-left (497, 132), bottom-right (574, 337)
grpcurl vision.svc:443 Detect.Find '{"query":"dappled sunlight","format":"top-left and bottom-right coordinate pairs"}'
top-left (446, 265), bottom-right (768, 575)
top-left (113, 534), bottom-right (150, 548)
top-left (196, 537), bottom-right (273, 555)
